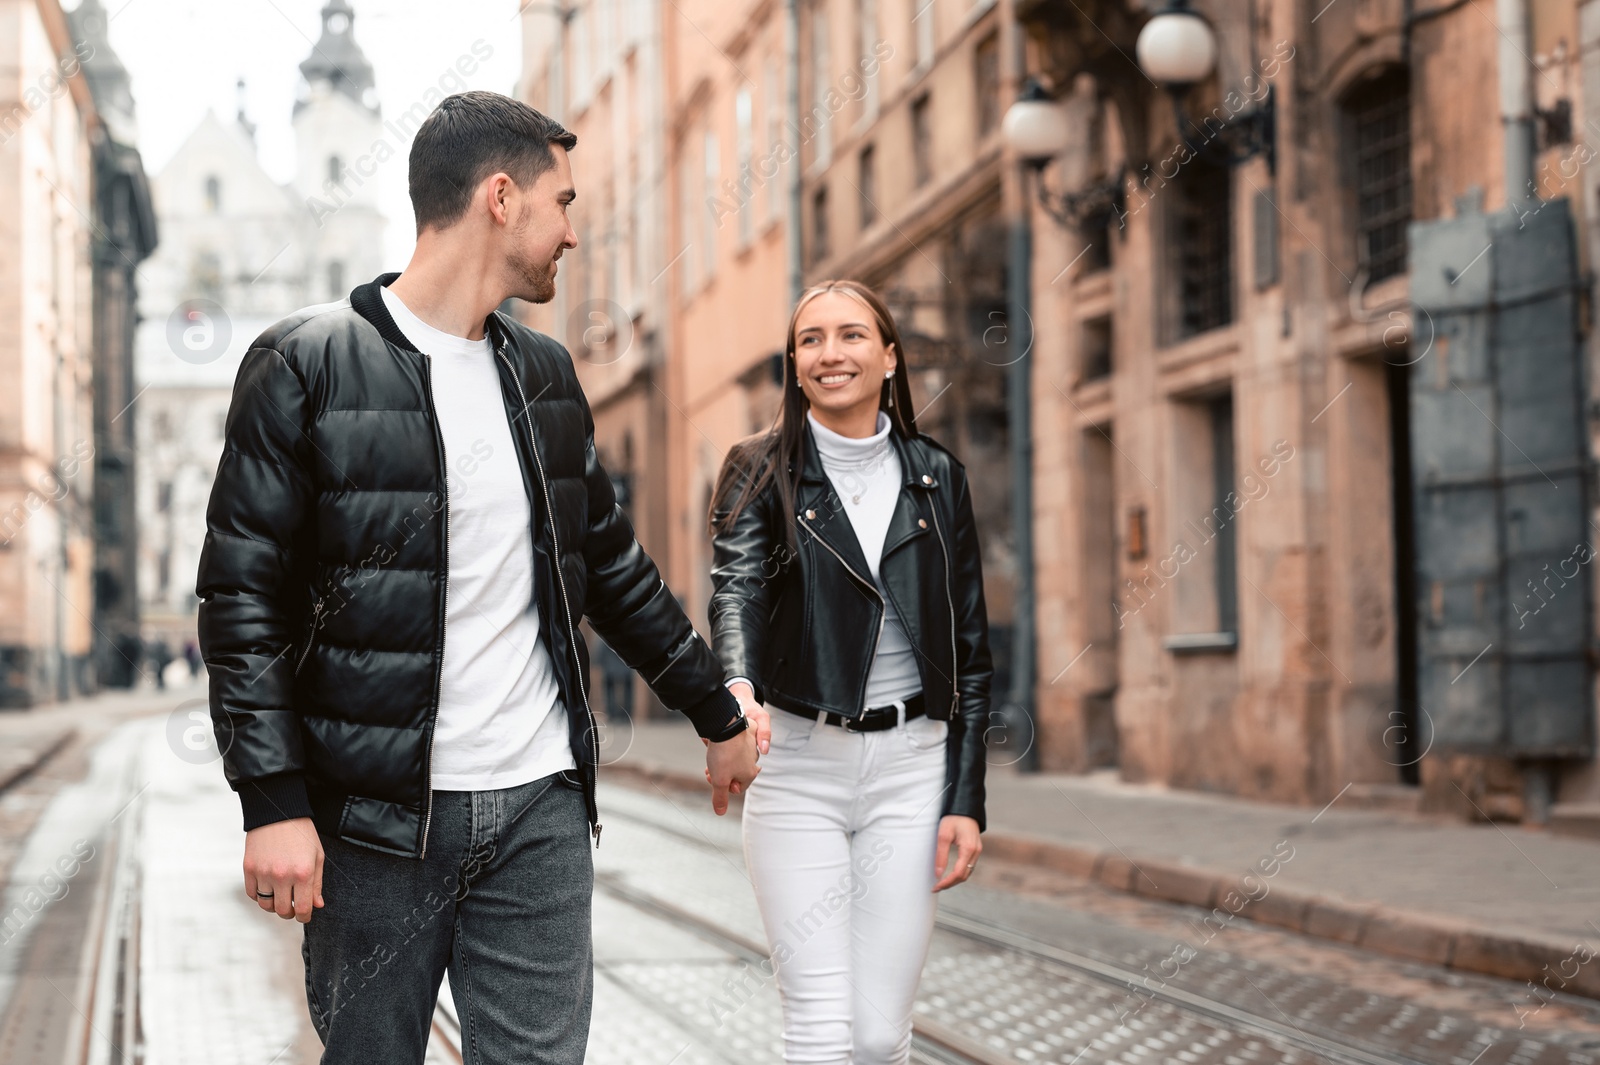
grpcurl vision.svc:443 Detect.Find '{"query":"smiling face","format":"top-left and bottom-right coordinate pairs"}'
top-left (791, 290), bottom-right (898, 424)
top-left (501, 145), bottom-right (579, 305)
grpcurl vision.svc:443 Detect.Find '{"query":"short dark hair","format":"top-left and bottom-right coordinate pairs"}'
top-left (408, 91), bottom-right (577, 232)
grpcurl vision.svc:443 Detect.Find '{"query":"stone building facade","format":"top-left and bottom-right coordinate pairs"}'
top-left (1017, 0), bottom-right (1598, 818)
top-left (522, 0), bottom-right (1600, 819)
top-left (70, 0), bottom-right (158, 691)
top-left (0, 0), bottom-right (101, 705)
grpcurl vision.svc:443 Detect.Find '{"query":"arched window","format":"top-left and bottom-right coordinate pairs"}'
top-left (327, 155), bottom-right (343, 187)
top-left (204, 175), bottom-right (220, 213)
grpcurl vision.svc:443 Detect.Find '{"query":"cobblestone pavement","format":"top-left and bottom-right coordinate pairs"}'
top-left (5, 698), bottom-right (1600, 1065)
top-left (590, 779), bottom-right (1600, 1065)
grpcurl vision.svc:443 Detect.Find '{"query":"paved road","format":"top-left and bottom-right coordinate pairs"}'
top-left (2, 704), bottom-right (1598, 1064)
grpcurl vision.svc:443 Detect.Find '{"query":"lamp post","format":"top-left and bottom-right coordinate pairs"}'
top-left (991, 85), bottom-right (1081, 775)
top-left (1135, 0), bottom-right (1276, 172)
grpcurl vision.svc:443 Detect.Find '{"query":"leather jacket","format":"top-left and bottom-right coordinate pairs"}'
top-left (708, 421), bottom-right (993, 830)
top-left (196, 272), bottom-right (746, 859)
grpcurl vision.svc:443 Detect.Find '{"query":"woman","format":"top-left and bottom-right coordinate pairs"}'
top-left (707, 279), bottom-right (993, 1064)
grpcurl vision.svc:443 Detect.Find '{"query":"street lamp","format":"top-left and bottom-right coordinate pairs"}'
top-left (1001, 81), bottom-right (1126, 229)
top-left (1134, 0), bottom-right (1276, 172)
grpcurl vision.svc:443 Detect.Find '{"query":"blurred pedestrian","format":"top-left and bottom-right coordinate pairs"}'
top-left (195, 91), bottom-right (758, 1065)
top-left (183, 638), bottom-right (201, 678)
top-left (708, 280), bottom-right (993, 1065)
top-left (147, 636), bottom-right (172, 690)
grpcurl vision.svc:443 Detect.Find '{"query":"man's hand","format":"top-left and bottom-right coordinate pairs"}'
top-left (728, 681), bottom-right (771, 755)
top-left (703, 726), bottom-right (760, 816)
top-left (243, 817), bottom-right (325, 922)
top-left (932, 815), bottom-right (982, 892)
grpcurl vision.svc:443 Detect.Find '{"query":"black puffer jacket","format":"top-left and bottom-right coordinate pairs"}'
top-left (197, 272), bottom-right (745, 858)
top-left (708, 422), bottom-right (992, 830)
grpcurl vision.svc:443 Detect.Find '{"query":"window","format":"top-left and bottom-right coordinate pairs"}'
top-left (703, 131), bottom-right (720, 279)
top-left (194, 251), bottom-right (223, 300)
top-left (1209, 395), bottom-right (1237, 635)
top-left (1169, 158), bottom-right (1232, 339)
top-left (736, 87), bottom-right (754, 247)
top-left (974, 33), bottom-right (1000, 138)
top-left (327, 155), bottom-right (343, 187)
top-left (679, 148), bottom-right (697, 293)
top-left (1345, 70), bottom-right (1411, 283)
top-left (811, 184), bottom-right (830, 264)
top-left (810, 3), bottom-right (831, 165)
top-left (858, 145), bottom-right (877, 229)
top-left (913, 0), bottom-right (934, 68)
top-left (911, 94), bottom-right (932, 187)
top-left (764, 59), bottom-right (782, 223)
top-left (327, 261), bottom-right (344, 299)
top-left (1162, 391), bottom-right (1238, 649)
top-left (859, 0), bottom-right (880, 121)
top-left (1081, 315), bottom-right (1112, 381)
top-left (203, 175), bottom-right (220, 213)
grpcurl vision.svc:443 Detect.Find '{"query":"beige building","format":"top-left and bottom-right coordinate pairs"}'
top-left (524, 0), bottom-right (1600, 820)
top-left (0, 0), bottom-right (99, 705)
top-left (1017, 0), bottom-right (1598, 820)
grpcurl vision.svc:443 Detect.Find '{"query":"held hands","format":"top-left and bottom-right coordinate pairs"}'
top-left (933, 815), bottom-right (981, 892)
top-left (243, 817), bottom-right (325, 922)
top-left (701, 681), bottom-right (771, 815)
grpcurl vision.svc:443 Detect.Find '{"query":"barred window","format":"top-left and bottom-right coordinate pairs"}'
top-left (858, 145), bottom-right (877, 229)
top-left (1346, 71), bottom-right (1411, 283)
top-left (1170, 158), bottom-right (1233, 339)
top-left (812, 185), bottom-right (830, 264)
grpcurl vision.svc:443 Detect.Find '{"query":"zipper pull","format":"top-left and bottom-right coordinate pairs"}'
top-left (592, 822), bottom-right (603, 847)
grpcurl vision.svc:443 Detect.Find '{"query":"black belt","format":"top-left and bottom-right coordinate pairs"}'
top-left (778, 692), bottom-right (926, 732)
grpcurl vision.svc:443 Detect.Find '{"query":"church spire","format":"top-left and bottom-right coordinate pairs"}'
top-left (294, 0), bottom-right (377, 116)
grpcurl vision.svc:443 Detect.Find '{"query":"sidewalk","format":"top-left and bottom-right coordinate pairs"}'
top-left (607, 717), bottom-right (1600, 999)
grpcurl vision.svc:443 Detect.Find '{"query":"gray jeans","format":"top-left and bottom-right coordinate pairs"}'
top-left (302, 771), bottom-right (593, 1065)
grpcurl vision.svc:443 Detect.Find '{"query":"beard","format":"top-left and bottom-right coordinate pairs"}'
top-left (509, 246), bottom-right (558, 304)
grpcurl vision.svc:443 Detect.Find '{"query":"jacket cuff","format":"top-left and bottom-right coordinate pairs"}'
top-left (238, 773), bottom-right (313, 832)
top-left (685, 684), bottom-right (750, 743)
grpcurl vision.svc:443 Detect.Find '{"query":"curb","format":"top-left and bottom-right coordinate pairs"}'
top-left (0, 726), bottom-right (75, 797)
top-left (607, 758), bottom-right (1598, 1002)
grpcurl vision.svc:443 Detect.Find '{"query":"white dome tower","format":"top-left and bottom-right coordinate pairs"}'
top-left (291, 0), bottom-right (388, 300)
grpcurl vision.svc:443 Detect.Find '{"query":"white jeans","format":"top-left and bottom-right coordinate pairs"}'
top-left (741, 703), bottom-right (949, 1065)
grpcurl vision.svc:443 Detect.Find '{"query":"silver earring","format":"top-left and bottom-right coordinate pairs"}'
top-left (885, 370), bottom-right (895, 407)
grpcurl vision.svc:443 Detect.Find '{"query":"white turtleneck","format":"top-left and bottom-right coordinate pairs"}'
top-left (806, 409), bottom-right (923, 708)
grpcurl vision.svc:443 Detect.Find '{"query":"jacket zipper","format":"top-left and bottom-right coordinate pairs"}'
top-left (418, 355), bottom-right (451, 860)
top-left (797, 511), bottom-right (884, 719)
top-left (927, 498), bottom-right (960, 714)
top-left (294, 597), bottom-right (326, 677)
top-left (497, 346), bottom-right (604, 847)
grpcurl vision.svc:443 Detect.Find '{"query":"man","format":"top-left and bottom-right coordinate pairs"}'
top-left (197, 91), bottom-right (768, 1064)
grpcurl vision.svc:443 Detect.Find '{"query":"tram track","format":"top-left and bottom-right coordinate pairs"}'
top-left (45, 762), bottom-right (1535, 1065)
top-left (596, 798), bottom-right (1448, 1065)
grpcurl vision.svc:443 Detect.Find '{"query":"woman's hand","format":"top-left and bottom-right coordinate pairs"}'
top-left (932, 815), bottom-right (981, 892)
top-left (703, 681), bottom-right (773, 798)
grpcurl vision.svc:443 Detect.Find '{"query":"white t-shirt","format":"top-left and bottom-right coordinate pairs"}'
top-left (380, 285), bottom-right (576, 791)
